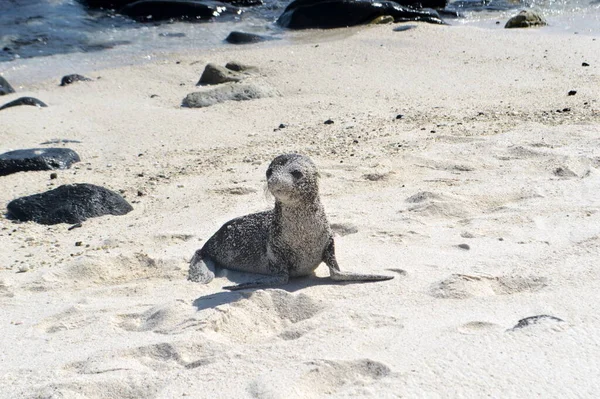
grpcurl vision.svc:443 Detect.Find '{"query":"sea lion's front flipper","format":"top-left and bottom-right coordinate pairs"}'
top-left (188, 250), bottom-right (215, 284)
top-left (222, 274), bottom-right (288, 291)
top-left (323, 238), bottom-right (394, 282)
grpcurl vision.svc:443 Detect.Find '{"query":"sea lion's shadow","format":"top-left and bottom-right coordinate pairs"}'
top-left (192, 276), bottom-right (371, 311)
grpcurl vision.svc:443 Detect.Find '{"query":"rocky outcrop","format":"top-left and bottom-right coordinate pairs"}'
top-left (182, 82), bottom-right (278, 108)
top-left (197, 63), bottom-right (246, 85)
top-left (277, 0), bottom-right (444, 29)
top-left (505, 10), bottom-right (547, 28)
top-left (0, 76), bottom-right (15, 96)
top-left (119, 0), bottom-right (237, 22)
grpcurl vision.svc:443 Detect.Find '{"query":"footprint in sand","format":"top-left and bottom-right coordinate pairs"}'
top-left (403, 191), bottom-right (473, 219)
top-left (0, 279), bottom-right (14, 298)
top-left (45, 340), bottom-right (223, 398)
top-left (430, 274), bottom-right (548, 299)
top-left (457, 321), bottom-right (503, 335)
top-left (66, 340), bottom-right (225, 375)
top-left (33, 253), bottom-right (184, 290)
top-left (117, 299), bottom-right (202, 334)
top-left (247, 358), bottom-right (391, 398)
top-left (202, 289), bottom-right (326, 343)
top-left (32, 375), bottom-right (164, 399)
top-left (36, 305), bottom-right (105, 334)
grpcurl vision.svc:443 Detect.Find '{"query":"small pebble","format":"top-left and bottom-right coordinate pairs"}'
top-left (396, 114), bottom-right (404, 119)
top-left (568, 90), bottom-right (577, 96)
top-left (457, 243), bottom-right (470, 250)
top-left (17, 265), bottom-right (30, 273)
top-left (582, 62), bottom-right (589, 67)
top-left (324, 119), bottom-right (334, 125)
top-left (75, 241), bottom-right (82, 247)
top-left (278, 123), bottom-right (287, 129)
top-left (50, 172), bottom-right (57, 179)
top-left (68, 223), bottom-right (82, 231)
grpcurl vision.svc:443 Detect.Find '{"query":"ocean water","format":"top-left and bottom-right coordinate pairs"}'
top-left (0, 0), bottom-right (599, 84)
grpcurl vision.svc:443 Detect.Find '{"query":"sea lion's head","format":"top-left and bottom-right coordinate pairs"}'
top-left (266, 154), bottom-right (320, 205)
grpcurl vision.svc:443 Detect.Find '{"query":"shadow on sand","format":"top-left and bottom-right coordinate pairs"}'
top-left (191, 274), bottom-right (396, 311)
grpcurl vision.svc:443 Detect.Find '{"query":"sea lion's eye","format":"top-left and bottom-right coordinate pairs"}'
top-left (291, 170), bottom-right (303, 179)
top-left (266, 168), bottom-right (273, 178)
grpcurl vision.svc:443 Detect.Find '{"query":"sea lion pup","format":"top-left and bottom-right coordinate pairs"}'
top-left (188, 153), bottom-right (394, 290)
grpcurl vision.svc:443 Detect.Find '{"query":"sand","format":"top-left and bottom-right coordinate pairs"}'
top-left (1, 23), bottom-right (599, 398)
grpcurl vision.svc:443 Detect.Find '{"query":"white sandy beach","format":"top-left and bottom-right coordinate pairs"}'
top-left (1, 22), bottom-right (600, 397)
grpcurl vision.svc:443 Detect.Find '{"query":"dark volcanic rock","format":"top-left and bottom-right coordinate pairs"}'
top-left (277, 0), bottom-right (444, 29)
top-left (60, 74), bottom-right (93, 86)
top-left (120, 0), bottom-right (237, 22)
top-left (182, 82), bottom-right (278, 108)
top-left (225, 61), bottom-right (258, 72)
top-left (0, 148), bottom-right (81, 176)
top-left (197, 63), bottom-right (245, 85)
top-left (393, 24), bottom-right (417, 31)
top-left (7, 183), bottom-right (133, 225)
top-left (225, 31), bottom-right (275, 44)
top-left (0, 97), bottom-right (47, 111)
top-left (0, 76), bottom-right (15, 96)
top-left (505, 10), bottom-right (547, 28)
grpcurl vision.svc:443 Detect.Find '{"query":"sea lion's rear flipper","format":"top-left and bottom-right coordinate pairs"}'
top-left (323, 238), bottom-right (394, 282)
top-left (222, 274), bottom-right (288, 291)
top-left (329, 270), bottom-right (395, 282)
top-left (188, 250), bottom-right (216, 284)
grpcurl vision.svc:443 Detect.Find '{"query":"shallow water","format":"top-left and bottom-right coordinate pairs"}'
top-left (0, 0), bottom-right (599, 84)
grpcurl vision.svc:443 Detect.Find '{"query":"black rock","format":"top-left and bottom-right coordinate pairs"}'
top-left (225, 31), bottom-right (274, 44)
top-left (197, 63), bottom-right (245, 85)
top-left (224, 61), bottom-right (257, 72)
top-left (568, 90), bottom-right (577, 96)
top-left (324, 119), bottom-right (334, 124)
top-left (582, 62), bottom-right (589, 67)
top-left (7, 183), bottom-right (133, 225)
top-left (277, 0), bottom-right (444, 30)
top-left (0, 148), bottom-right (81, 176)
top-left (120, 0), bottom-right (237, 22)
top-left (0, 76), bottom-right (15, 96)
top-left (60, 74), bottom-right (93, 86)
top-left (393, 24), bottom-right (417, 32)
top-left (0, 97), bottom-right (47, 111)
top-left (511, 315), bottom-right (565, 330)
top-left (182, 82), bottom-right (278, 108)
